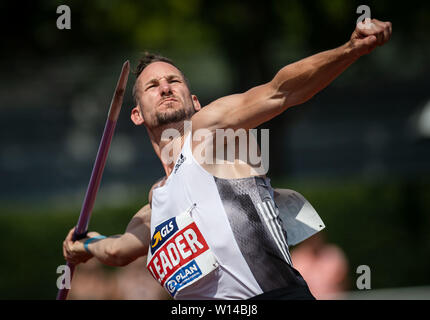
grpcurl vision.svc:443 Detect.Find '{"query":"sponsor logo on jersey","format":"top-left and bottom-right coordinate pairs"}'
top-left (150, 218), bottom-right (178, 255)
top-left (174, 153), bottom-right (186, 174)
top-left (147, 205), bottom-right (218, 298)
top-left (165, 260), bottom-right (202, 296)
top-left (147, 222), bottom-right (209, 286)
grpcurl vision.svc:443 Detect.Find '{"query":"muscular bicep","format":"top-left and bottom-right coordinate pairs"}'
top-left (192, 45), bottom-right (355, 132)
top-left (192, 81), bottom-right (286, 131)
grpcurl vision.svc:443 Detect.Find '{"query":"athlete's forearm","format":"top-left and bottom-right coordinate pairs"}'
top-left (86, 235), bottom-right (132, 267)
top-left (87, 231), bottom-right (149, 267)
top-left (80, 206), bottom-right (151, 267)
top-left (272, 41), bottom-right (358, 108)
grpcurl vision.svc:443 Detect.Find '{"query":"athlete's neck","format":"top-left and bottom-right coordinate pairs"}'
top-left (147, 120), bottom-right (190, 177)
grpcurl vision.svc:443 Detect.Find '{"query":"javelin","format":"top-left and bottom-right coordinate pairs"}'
top-left (56, 60), bottom-right (130, 300)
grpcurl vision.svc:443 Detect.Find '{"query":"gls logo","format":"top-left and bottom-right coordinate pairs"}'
top-left (151, 218), bottom-right (178, 254)
top-left (152, 221), bottom-right (175, 247)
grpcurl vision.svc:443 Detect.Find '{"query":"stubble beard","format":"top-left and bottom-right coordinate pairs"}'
top-left (155, 101), bottom-right (193, 126)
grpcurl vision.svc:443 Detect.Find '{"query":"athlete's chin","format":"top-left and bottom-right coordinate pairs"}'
top-left (156, 109), bottom-right (188, 125)
top-left (157, 102), bottom-right (182, 114)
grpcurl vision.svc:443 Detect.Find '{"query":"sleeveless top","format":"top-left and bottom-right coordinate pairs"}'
top-left (147, 133), bottom-right (307, 299)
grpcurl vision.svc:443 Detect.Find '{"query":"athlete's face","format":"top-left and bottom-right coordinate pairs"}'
top-left (131, 62), bottom-right (200, 128)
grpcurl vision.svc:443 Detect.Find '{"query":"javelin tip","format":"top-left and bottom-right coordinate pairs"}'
top-left (108, 61), bottom-right (130, 121)
top-left (123, 60), bottom-right (130, 71)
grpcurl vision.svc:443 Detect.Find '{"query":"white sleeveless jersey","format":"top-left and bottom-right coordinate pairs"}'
top-left (147, 133), bottom-right (307, 300)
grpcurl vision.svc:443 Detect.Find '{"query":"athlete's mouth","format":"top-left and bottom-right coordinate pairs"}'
top-left (159, 97), bottom-right (178, 106)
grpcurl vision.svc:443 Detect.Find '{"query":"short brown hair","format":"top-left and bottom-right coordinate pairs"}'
top-left (132, 52), bottom-right (189, 105)
top-left (133, 52), bottom-right (178, 79)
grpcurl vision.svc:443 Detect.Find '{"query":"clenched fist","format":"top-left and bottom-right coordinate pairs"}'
top-left (349, 18), bottom-right (392, 57)
top-left (63, 227), bottom-right (100, 265)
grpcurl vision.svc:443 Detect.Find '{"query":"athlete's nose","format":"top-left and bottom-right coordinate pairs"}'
top-left (159, 79), bottom-right (172, 96)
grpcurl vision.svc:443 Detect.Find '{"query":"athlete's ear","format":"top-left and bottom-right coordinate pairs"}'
top-left (131, 105), bottom-right (144, 125)
top-left (192, 95), bottom-right (202, 112)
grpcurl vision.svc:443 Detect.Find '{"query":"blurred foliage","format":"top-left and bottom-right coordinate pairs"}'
top-left (278, 177), bottom-right (430, 290)
top-left (0, 197), bottom-right (148, 299)
top-left (0, 178), bottom-right (429, 299)
top-left (2, 0), bottom-right (429, 72)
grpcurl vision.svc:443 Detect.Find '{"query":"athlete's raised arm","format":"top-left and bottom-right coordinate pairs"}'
top-left (192, 18), bottom-right (392, 132)
top-left (63, 204), bottom-right (151, 267)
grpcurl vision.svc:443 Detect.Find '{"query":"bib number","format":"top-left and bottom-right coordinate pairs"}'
top-left (147, 205), bottom-right (218, 297)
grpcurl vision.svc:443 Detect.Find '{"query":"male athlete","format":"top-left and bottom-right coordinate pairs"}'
top-left (63, 18), bottom-right (392, 299)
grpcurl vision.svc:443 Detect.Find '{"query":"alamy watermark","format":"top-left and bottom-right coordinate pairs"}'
top-left (56, 5), bottom-right (71, 30)
top-left (356, 5), bottom-right (372, 30)
top-left (159, 121), bottom-right (270, 175)
top-left (356, 265), bottom-right (371, 290)
top-left (56, 265), bottom-right (71, 290)
top-left (54, 5), bottom-right (371, 31)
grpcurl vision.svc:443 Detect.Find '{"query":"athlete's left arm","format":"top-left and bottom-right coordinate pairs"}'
top-left (63, 204), bottom-right (151, 267)
top-left (192, 19), bottom-right (392, 131)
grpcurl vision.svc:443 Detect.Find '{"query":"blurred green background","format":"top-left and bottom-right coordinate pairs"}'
top-left (0, 0), bottom-right (429, 299)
